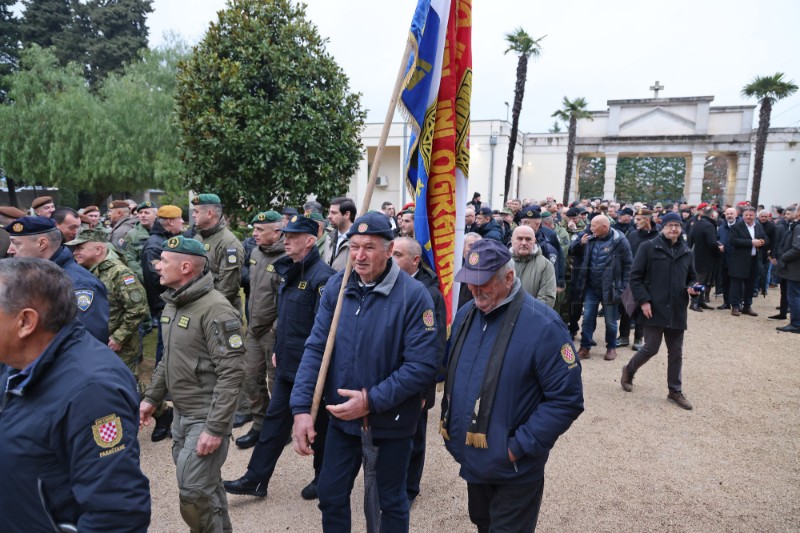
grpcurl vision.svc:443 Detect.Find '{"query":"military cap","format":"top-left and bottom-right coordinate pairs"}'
top-left (565, 207), bottom-right (581, 218)
top-left (5, 216), bottom-right (56, 236)
top-left (500, 207), bottom-right (513, 216)
top-left (161, 235), bottom-right (207, 257)
top-left (620, 207), bottom-right (635, 217)
top-left (65, 228), bottom-right (110, 246)
top-left (635, 208), bottom-right (653, 216)
top-left (83, 205), bottom-right (99, 215)
top-left (137, 201), bottom-right (158, 211)
top-left (157, 205), bottom-right (182, 218)
top-left (660, 212), bottom-right (682, 225)
top-left (308, 212), bottom-right (325, 222)
top-left (477, 206), bottom-right (493, 217)
top-left (251, 210), bottom-right (281, 224)
top-left (519, 206), bottom-right (542, 219)
top-left (346, 212), bottom-right (395, 240)
top-left (736, 201), bottom-right (749, 207)
top-left (282, 214), bottom-right (319, 235)
top-left (190, 193), bottom-right (222, 205)
top-left (454, 238), bottom-right (512, 286)
top-left (109, 200), bottom-right (130, 209)
top-left (31, 196), bottom-right (54, 210)
top-left (0, 206), bottom-right (27, 219)
top-left (400, 202), bottom-right (416, 215)
top-left (282, 207), bottom-right (299, 217)
top-left (697, 202), bottom-right (708, 210)
top-left (79, 213), bottom-right (92, 224)
top-left (654, 202), bottom-right (663, 209)
top-left (541, 210), bottom-right (553, 219)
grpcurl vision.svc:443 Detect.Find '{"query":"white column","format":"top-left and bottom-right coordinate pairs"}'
top-left (683, 156), bottom-right (692, 200)
top-left (603, 153), bottom-right (617, 200)
top-left (686, 151), bottom-right (706, 204)
top-left (735, 151), bottom-right (751, 202)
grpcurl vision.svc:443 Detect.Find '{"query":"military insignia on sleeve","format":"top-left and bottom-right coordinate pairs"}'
top-left (92, 414), bottom-right (123, 449)
top-left (423, 309), bottom-right (435, 328)
top-left (298, 281), bottom-right (307, 290)
top-left (266, 264), bottom-right (275, 272)
top-left (130, 290), bottom-right (143, 303)
top-left (228, 334), bottom-right (243, 349)
top-left (250, 258), bottom-right (257, 265)
top-left (468, 252), bottom-right (480, 265)
top-left (160, 316), bottom-right (171, 323)
top-left (358, 223), bottom-right (369, 233)
top-left (12, 223), bottom-right (23, 233)
top-left (204, 243), bottom-right (210, 251)
top-left (75, 290), bottom-right (94, 312)
top-left (561, 344), bottom-right (576, 365)
top-left (123, 275), bottom-right (136, 285)
top-left (167, 237), bottom-right (180, 249)
top-left (178, 316), bottom-right (190, 328)
top-left (118, 238), bottom-right (126, 247)
top-left (226, 248), bottom-right (238, 264)
top-left (227, 254), bottom-right (237, 264)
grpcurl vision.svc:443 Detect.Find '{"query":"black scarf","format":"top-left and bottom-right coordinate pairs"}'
top-left (440, 284), bottom-right (525, 448)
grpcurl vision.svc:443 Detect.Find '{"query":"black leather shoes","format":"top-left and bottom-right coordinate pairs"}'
top-left (741, 307), bottom-right (758, 317)
top-left (689, 303), bottom-right (703, 312)
top-left (235, 429), bottom-right (260, 449)
top-left (776, 324), bottom-right (800, 333)
top-left (717, 303), bottom-right (730, 310)
top-left (698, 301), bottom-right (713, 310)
top-left (224, 477), bottom-right (267, 497)
top-left (151, 406), bottom-right (173, 443)
top-left (233, 413), bottom-right (253, 429)
top-left (301, 479), bottom-right (319, 500)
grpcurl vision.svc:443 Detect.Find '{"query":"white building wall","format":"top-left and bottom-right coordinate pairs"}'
top-left (749, 129), bottom-right (800, 209)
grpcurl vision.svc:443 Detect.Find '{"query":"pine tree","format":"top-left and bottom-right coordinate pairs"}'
top-left (0, 0), bottom-right (21, 101)
top-left (86, 0), bottom-right (153, 85)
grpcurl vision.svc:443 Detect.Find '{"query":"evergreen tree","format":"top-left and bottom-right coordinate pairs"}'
top-left (0, 0), bottom-right (21, 101)
top-left (86, 0), bottom-right (153, 85)
top-left (19, 0), bottom-right (88, 67)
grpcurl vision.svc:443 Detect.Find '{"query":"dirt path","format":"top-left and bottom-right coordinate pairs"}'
top-left (140, 291), bottom-right (800, 532)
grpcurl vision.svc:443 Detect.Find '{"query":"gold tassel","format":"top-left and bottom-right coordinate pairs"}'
top-left (465, 432), bottom-right (488, 449)
top-left (439, 421), bottom-right (450, 441)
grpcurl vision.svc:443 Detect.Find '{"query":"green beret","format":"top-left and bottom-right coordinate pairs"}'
top-left (308, 212), bottom-right (325, 222)
top-left (161, 235), bottom-right (207, 257)
top-left (541, 210), bottom-right (552, 219)
top-left (137, 201), bottom-right (158, 211)
top-left (65, 228), bottom-right (110, 246)
top-left (251, 210), bottom-right (281, 224)
top-left (191, 193), bottom-right (222, 206)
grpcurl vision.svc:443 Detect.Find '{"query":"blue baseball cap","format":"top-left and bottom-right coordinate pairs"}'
top-left (455, 238), bottom-right (512, 285)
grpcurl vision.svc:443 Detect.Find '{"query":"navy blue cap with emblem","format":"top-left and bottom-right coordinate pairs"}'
top-left (518, 206), bottom-right (541, 219)
top-left (5, 216), bottom-right (57, 236)
top-left (282, 215), bottom-right (319, 235)
top-left (346, 211), bottom-right (395, 240)
top-left (454, 238), bottom-right (512, 285)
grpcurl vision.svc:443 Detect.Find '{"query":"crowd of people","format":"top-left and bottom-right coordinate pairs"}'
top-left (0, 189), bottom-right (797, 532)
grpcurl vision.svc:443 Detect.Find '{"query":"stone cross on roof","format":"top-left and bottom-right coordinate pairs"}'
top-left (650, 81), bottom-right (664, 98)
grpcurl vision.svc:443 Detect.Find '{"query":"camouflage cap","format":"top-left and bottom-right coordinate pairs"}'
top-left (251, 210), bottom-right (281, 224)
top-left (65, 228), bottom-right (110, 246)
top-left (162, 235), bottom-right (207, 257)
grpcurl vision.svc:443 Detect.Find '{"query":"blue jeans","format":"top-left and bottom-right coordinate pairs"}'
top-left (787, 280), bottom-right (800, 328)
top-left (581, 286), bottom-right (619, 349)
top-left (317, 423), bottom-right (413, 533)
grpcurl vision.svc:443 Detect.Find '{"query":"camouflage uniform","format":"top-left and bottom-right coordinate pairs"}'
top-left (109, 215), bottom-right (137, 253)
top-left (194, 218), bottom-right (244, 311)
top-left (123, 222), bottom-right (151, 283)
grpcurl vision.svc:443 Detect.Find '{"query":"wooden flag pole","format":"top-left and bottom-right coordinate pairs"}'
top-left (310, 38), bottom-right (415, 422)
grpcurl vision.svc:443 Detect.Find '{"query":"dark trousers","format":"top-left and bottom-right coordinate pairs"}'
top-left (720, 267), bottom-right (731, 305)
top-left (619, 310), bottom-right (644, 341)
top-left (779, 278), bottom-right (789, 316)
top-left (245, 376), bottom-right (327, 484)
top-left (406, 408), bottom-right (428, 502)
top-left (155, 316), bottom-right (164, 366)
top-left (467, 478), bottom-right (545, 533)
top-left (626, 326), bottom-right (685, 393)
top-left (568, 299), bottom-right (583, 337)
top-left (730, 256), bottom-right (758, 309)
top-left (318, 424), bottom-right (413, 533)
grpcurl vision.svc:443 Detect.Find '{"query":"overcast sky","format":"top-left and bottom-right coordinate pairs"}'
top-left (147, 0), bottom-right (800, 133)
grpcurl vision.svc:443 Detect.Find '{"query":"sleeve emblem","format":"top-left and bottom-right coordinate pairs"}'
top-left (423, 309), bottom-right (435, 328)
top-left (92, 414), bottom-right (123, 449)
top-left (130, 289), bottom-right (143, 303)
top-left (75, 290), bottom-right (94, 312)
top-left (228, 334), bottom-right (243, 349)
top-left (226, 248), bottom-right (238, 264)
top-left (561, 344), bottom-right (576, 364)
top-left (123, 275), bottom-right (136, 285)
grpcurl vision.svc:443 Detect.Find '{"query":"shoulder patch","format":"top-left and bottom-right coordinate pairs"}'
top-left (92, 414), bottom-right (123, 449)
top-left (123, 275), bottom-right (136, 285)
top-left (75, 290), bottom-right (94, 312)
top-left (223, 319), bottom-right (240, 332)
top-left (226, 248), bottom-right (238, 264)
top-left (227, 333), bottom-right (243, 349)
top-left (423, 309), bottom-right (435, 329)
top-left (561, 343), bottom-right (576, 365)
top-left (129, 289), bottom-right (143, 303)
top-left (178, 316), bottom-right (190, 328)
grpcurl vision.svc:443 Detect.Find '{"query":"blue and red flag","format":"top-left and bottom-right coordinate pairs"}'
top-left (399, 0), bottom-right (472, 325)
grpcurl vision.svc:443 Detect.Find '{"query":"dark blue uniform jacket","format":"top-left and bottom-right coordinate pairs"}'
top-left (50, 245), bottom-right (110, 342)
top-left (0, 320), bottom-right (150, 532)
top-left (444, 284), bottom-right (584, 484)
top-left (291, 260), bottom-right (439, 439)
top-left (273, 246), bottom-right (335, 381)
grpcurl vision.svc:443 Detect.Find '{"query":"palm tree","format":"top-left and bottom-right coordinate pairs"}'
top-left (502, 28), bottom-right (544, 204)
top-left (552, 96), bottom-right (593, 204)
top-left (741, 73), bottom-right (797, 206)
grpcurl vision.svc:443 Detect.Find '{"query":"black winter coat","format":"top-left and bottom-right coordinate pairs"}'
top-left (626, 228), bottom-right (659, 258)
top-left (727, 220), bottom-right (768, 279)
top-left (777, 222), bottom-right (800, 282)
top-left (687, 216), bottom-right (719, 275)
top-left (414, 267), bottom-right (447, 411)
top-left (630, 234), bottom-right (697, 330)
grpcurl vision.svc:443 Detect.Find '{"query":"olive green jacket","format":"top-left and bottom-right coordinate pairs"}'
top-left (109, 215), bottom-right (138, 253)
top-left (144, 272), bottom-right (245, 437)
top-left (91, 255), bottom-right (148, 360)
top-left (194, 218), bottom-right (244, 310)
top-left (247, 240), bottom-right (286, 343)
top-left (123, 222), bottom-right (151, 282)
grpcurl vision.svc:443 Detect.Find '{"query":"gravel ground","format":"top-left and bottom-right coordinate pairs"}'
top-left (140, 291), bottom-right (800, 532)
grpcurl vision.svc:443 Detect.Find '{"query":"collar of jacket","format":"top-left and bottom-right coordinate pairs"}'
top-left (149, 219), bottom-right (170, 237)
top-left (162, 271), bottom-right (215, 308)
top-left (414, 265), bottom-right (439, 288)
top-left (347, 259), bottom-right (400, 296)
top-left (49, 245), bottom-right (74, 268)
top-left (92, 256), bottom-right (119, 274)
top-left (275, 245), bottom-right (321, 278)
top-left (513, 245), bottom-right (542, 262)
top-left (260, 237), bottom-right (286, 255)
top-left (199, 217), bottom-right (226, 239)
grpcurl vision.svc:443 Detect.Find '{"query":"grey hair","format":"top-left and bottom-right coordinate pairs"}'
top-left (0, 258), bottom-right (77, 332)
top-left (44, 228), bottom-right (63, 248)
top-left (493, 258), bottom-right (515, 281)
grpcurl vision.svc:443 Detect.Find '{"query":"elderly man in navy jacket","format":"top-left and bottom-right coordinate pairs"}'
top-left (441, 238), bottom-right (584, 533)
top-left (291, 212), bottom-right (439, 533)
